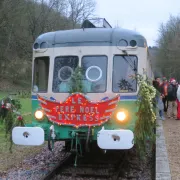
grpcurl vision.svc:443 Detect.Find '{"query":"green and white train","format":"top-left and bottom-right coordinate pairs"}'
top-left (12, 18), bottom-right (153, 154)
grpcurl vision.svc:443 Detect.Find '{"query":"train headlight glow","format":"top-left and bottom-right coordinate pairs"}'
top-left (116, 111), bottom-right (126, 121)
top-left (34, 110), bottom-right (44, 120)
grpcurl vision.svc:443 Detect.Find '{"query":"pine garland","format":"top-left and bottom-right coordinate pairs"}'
top-left (1, 97), bottom-right (24, 152)
top-left (134, 74), bottom-right (156, 158)
top-left (8, 112), bottom-right (25, 153)
top-left (5, 111), bottom-right (14, 138)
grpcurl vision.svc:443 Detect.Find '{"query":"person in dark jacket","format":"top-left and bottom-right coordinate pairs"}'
top-left (167, 78), bottom-right (178, 119)
top-left (153, 77), bottom-right (162, 93)
top-left (161, 77), bottom-right (168, 112)
top-left (176, 84), bottom-right (180, 120)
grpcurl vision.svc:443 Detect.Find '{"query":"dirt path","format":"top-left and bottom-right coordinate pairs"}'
top-left (163, 118), bottom-right (180, 180)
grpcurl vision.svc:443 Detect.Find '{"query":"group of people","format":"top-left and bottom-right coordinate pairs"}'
top-left (153, 77), bottom-right (180, 120)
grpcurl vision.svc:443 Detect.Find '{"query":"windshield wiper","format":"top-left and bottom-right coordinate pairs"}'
top-left (122, 56), bottom-right (137, 72)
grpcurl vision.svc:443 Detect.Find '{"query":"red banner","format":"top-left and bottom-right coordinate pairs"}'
top-left (37, 93), bottom-right (120, 128)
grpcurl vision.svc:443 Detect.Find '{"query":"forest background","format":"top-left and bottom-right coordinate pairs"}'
top-left (0, 0), bottom-right (179, 90)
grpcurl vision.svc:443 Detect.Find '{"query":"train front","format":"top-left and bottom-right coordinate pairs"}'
top-left (12, 19), bottom-right (149, 153)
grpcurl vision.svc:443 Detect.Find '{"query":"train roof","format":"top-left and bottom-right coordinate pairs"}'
top-left (34, 28), bottom-right (147, 49)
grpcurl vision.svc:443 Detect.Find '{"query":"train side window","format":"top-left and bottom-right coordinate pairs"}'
top-left (52, 56), bottom-right (79, 93)
top-left (32, 57), bottom-right (50, 93)
top-left (81, 55), bottom-right (107, 93)
top-left (112, 55), bottom-right (137, 93)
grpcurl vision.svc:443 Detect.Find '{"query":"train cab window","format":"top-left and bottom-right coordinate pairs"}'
top-left (33, 57), bottom-right (50, 93)
top-left (52, 56), bottom-right (79, 93)
top-left (81, 56), bottom-right (107, 93)
top-left (112, 55), bottom-right (137, 93)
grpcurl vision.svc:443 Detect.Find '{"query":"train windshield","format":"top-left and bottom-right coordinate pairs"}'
top-left (112, 55), bottom-right (137, 93)
top-left (81, 56), bottom-right (107, 93)
top-left (52, 55), bottom-right (107, 93)
top-left (32, 57), bottom-right (50, 93)
top-left (52, 56), bottom-right (79, 93)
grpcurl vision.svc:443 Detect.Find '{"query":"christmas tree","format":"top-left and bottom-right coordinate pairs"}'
top-left (68, 66), bottom-right (85, 93)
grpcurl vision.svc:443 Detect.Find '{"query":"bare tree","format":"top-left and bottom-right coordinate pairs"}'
top-left (0, 0), bottom-right (97, 87)
top-left (67, 0), bottom-right (96, 28)
top-left (25, 0), bottom-right (67, 41)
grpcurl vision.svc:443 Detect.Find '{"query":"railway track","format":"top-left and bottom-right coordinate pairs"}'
top-left (43, 149), bottom-right (129, 180)
top-left (43, 152), bottom-right (73, 180)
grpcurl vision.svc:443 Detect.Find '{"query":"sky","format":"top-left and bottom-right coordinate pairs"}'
top-left (95, 0), bottom-right (180, 46)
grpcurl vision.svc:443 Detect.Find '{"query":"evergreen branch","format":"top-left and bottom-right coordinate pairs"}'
top-left (133, 73), bottom-right (156, 159)
top-left (68, 66), bottom-right (85, 93)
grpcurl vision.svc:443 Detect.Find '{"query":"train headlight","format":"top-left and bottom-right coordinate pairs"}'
top-left (116, 111), bottom-right (126, 122)
top-left (34, 110), bottom-right (44, 120)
